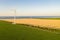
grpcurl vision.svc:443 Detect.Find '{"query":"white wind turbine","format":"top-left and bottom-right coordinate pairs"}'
top-left (12, 9), bottom-right (16, 24)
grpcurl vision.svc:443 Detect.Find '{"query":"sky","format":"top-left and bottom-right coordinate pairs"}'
top-left (0, 0), bottom-right (60, 16)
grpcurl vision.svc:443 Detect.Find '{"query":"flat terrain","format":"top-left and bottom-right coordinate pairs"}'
top-left (2, 18), bottom-right (60, 29)
top-left (0, 20), bottom-right (60, 40)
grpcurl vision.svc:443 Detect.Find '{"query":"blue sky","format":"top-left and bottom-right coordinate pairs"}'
top-left (0, 0), bottom-right (60, 16)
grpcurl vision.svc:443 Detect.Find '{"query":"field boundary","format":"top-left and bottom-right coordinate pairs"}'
top-left (1, 20), bottom-right (60, 34)
top-left (17, 23), bottom-right (60, 34)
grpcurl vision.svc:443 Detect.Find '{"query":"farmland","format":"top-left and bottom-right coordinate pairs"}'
top-left (3, 18), bottom-right (60, 29)
top-left (0, 20), bottom-right (60, 40)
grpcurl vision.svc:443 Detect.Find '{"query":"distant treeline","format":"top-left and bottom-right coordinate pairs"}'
top-left (0, 16), bottom-right (60, 19)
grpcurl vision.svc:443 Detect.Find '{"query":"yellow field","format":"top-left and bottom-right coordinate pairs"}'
top-left (2, 18), bottom-right (60, 29)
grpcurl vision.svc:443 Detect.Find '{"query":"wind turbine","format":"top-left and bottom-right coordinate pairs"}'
top-left (12, 9), bottom-right (16, 24)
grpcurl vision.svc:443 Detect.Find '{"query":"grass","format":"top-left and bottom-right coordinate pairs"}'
top-left (0, 21), bottom-right (60, 40)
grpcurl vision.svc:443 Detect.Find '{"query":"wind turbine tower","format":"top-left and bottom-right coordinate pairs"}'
top-left (12, 9), bottom-right (16, 24)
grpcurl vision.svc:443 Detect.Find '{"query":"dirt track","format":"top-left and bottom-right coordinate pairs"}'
top-left (2, 18), bottom-right (60, 29)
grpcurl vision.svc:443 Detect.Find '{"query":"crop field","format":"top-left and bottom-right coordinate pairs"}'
top-left (0, 20), bottom-right (60, 40)
top-left (3, 18), bottom-right (60, 29)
